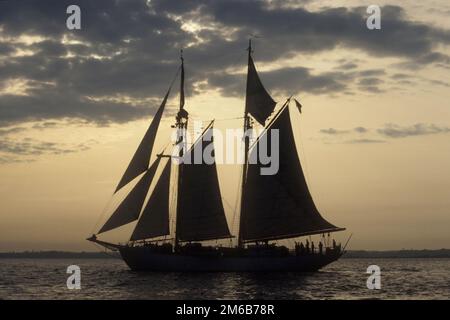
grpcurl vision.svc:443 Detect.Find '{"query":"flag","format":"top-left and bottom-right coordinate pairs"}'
top-left (294, 98), bottom-right (302, 114)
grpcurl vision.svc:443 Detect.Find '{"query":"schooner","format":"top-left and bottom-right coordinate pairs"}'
top-left (88, 40), bottom-right (346, 271)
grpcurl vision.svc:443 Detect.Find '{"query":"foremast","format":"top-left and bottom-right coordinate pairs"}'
top-left (174, 50), bottom-right (188, 250)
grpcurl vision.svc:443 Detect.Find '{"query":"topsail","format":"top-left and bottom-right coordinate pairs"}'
top-left (245, 55), bottom-right (276, 124)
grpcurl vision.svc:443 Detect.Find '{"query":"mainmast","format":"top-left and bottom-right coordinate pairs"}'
top-left (174, 49), bottom-right (188, 250)
top-left (238, 39), bottom-right (253, 248)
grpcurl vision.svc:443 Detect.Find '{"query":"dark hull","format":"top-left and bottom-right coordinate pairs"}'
top-left (119, 246), bottom-right (342, 272)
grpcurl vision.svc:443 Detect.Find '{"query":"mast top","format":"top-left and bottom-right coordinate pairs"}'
top-left (247, 39), bottom-right (253, 55)
top-left (180, 49), bottom-right (184, 62)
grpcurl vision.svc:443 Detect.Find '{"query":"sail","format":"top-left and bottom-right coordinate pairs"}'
top-left (115, 88), bottom-right (170, 193)
top-left (99, 158), bottom-right (162, 234)
top-left (240, 105), bottom-right (343, 241)
top-left (176, 125), bottom-right (231, 241)
top-left (130, 159), bottom-right (171, 241)
top-left (245, 55), bottom-right (276, 124)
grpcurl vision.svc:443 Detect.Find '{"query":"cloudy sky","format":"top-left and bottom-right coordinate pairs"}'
top-left (0, 0), bottom-right (449, 251)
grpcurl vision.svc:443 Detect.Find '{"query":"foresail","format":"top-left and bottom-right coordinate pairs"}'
top-left (240, 105), bottom-right (343, 241)
top-left (245, 55), bottom-right (276, 124)
top-left (130, 158), bottom-right (171, 241)
top-left (99, 157), bottom-right (162, 234)
top-left (115, 88), bottom-right (170, 193)
top-left (176, 124), bottom-right (231, 242)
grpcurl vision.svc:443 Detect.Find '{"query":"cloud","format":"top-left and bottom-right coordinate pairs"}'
top-left (354, 126), bottom-right (369, 133)
top-left (391, 73), bottom-right (410, 80)
top-left (320, 126), bottom-right (370, 135)
top-left (0, 138), bottom-right (94, 156)
top-left (0, 137), bottom-right (98, 163)
top-left (0, 126), bottom-right (26, 136)
top-left (320, 123), bottom-right (450, 144)
top-left (358, 78), bottom-right (383, 86)
top-left (377, 123), bottom-right (450, 138)
top-left (335, 62), bottom-right (358, 70)
top-left (208, 66), bottom-right (350, 96)
top-left (319, 128), bottom-right (350, 135)
top-left (346, 138), bottom-right (386, 144)
top-left (0, 0), bottom-right (449, 126)
top-left (428, 79), bottom-right (450, 87)
top-left (0, 155), bottom-right (35, 164)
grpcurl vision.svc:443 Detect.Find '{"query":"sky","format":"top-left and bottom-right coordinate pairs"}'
top-left (0, 0), bottom-right (449, 251)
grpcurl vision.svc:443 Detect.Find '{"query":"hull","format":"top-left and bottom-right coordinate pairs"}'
top-left (119, 246), bottom-right (342, 272)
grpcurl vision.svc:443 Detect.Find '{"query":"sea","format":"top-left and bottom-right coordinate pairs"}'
top-left (0, 258), bottom-right (448, 300)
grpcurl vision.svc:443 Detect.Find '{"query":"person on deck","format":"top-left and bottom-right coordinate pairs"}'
top-left (319, 241), bottom-right (323, 255)
top-left (311, 241), bottom-right (315, 254)
top-left (305, 239), bottom-right (310, 254)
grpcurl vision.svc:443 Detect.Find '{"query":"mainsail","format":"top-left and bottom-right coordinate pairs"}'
top-left (176, 124), bottom-right (231, 242)
top-left (240, 105), bottom-right (344, 241)
top-left (98, 157), bottom-right (162, 234)
top-left (115, 88), bottom-right (171, 193)
top-left (130, 159), bottom-right (171, 241)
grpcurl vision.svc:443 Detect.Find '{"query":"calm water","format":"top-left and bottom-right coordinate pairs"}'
top-left (0, 258), bottom-right (448, 300)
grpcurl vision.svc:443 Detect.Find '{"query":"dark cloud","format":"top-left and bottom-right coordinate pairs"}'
top-left (336, 62), bottom-right (358, 70)
top-left (0, 126), bottom-right (26, 136)
top-left (391, 73), bottom-right (410, 80)
top-left (319, 128), bottom-right (349, 135)
top-left (357, 76), bottom-right (384, 93)
top-left (0, 137), bottom-right (97, 163)
top-left (358, 85), bottom-right (384, 93)
top-left (208, 66), bottom-right (349, 97)
top-left (320, 123), bottom-right (450, 143)
top-left (358, 78), bottom-right (383, 86)
top-left (0, 91), bottom-right (160, 126)
top-left (0, 155), bottom-right (35, 164)
top-left (357, 69), bottom-right (385, 77)
top-left (346, 138), bottom-right (386, 144)
top-left (354, 126), bottom-right (368, 133)
top-left (377, 123), bottom-right (450, 138)
top-left (0, 139), bottom-right (72, 155)
top-left (428, 79), bottom-right (450, 87)
top-left (0, 0), bottom-right (448, 127)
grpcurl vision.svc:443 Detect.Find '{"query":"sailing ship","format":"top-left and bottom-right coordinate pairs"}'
top-left (88, 40), bottom-right (346, 272)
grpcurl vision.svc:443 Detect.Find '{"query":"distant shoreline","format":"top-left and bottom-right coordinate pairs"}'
top-left (0, 249), bottom-right (449, 259)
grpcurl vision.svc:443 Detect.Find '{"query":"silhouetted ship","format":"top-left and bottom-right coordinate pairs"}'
top-left (88, 40), bottom-right (346, 271)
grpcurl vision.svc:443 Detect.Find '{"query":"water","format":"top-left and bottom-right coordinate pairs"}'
top-left (0, 258), bottom-right (448, 299)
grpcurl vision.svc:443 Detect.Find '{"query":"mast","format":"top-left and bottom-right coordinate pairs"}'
top-left (238, 39), bottom-right (253, 248)
top-left (174, 49), bottom-right (188, 250)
